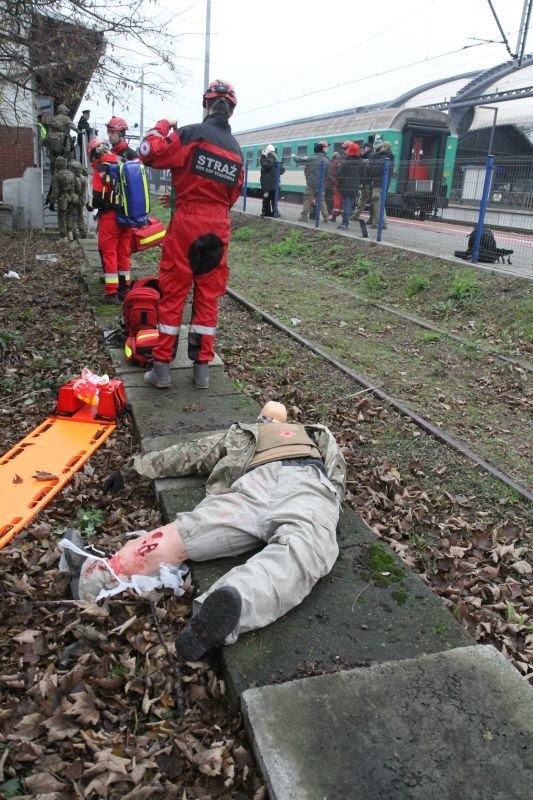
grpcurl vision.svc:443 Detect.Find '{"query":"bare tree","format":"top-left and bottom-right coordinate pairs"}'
top-left (0, 1), bottom-right (183, 124)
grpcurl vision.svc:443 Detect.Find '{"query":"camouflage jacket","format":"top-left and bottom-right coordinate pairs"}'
top-left (49, 166), bottom-right (77, 203)
top-left (130, 422), bottom-right (346, 499)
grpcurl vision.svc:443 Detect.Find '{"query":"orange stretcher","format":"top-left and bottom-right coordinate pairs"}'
top-left (0, 379), bottom-right (126, 550)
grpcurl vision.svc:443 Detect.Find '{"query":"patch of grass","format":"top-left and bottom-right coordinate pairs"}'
top-left (447, 270), bottom-right (482, 303)
top-left (431, 299), bottom-right (456, 318)
top-left (406, 273), bottom-right (430, 297)
top-left (268, 350), bottom-right (292, 367)
top-left (0, 328), bottom-right (22, 352)
top-left (420, 331), bottom-right (442, 344)
top-left (266, 230), bottom-right (311, 259)
top-left (232, 226), bottom-right (255, 242)
top-left (362, 271), bottom-right (385, 296)
top-left (511, 296), bottom-right (533, 342)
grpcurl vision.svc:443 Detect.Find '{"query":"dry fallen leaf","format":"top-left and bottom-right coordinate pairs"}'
top-left (33, 471), bottom-right (58, 481)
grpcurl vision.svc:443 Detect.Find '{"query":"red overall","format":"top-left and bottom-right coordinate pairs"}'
top-left (139, 115), bottom-right (243, 364)
top-left (91, 153), bottom-right (132, 296)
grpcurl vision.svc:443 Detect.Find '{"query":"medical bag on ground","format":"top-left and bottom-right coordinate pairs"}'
top-left (121, 276), bottom-right (160, 366)
top-left (131, 217), bottom-right (166, 252)
top-left (108, 160), bottom-right (151, 227)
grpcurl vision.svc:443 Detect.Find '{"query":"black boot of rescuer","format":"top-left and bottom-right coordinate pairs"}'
top-left (176, 586), bottom-right (242, 661)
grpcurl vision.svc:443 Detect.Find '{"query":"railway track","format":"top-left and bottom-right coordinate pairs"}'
top-left (227, 287), bottom-right (533, 504)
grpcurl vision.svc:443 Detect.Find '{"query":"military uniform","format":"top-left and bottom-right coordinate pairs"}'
top-left (77, 420), bottom-right (346, 642)
top-left (45, 104), bottom-right (77, 174)
top-left (69, 161), bottom-right (88, 238)
top-left (49, 156), bottom-right (78, 241)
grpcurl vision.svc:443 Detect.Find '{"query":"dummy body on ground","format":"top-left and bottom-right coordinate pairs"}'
top-left (64, 402), bottom-right (346, 661)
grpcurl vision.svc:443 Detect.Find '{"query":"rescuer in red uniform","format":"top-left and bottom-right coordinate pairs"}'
top-left (106, 116), bottom-right (139, 162)
top-left (106, 116), bottom-right (139, 295)
top-left (87, 138), bottom-right (132, 303)
top-left (138, 79), bottom-right (243, 390)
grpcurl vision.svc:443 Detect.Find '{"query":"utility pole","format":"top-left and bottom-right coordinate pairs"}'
top-left (203, 0), bottom-right (211, 115)
top-left (516, 0), bottom-right (532, 65)
top-left (140, 62), bottom-right (157, 138)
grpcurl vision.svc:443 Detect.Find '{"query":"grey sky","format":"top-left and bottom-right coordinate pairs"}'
top-left (87, 0), bottom-right (531, 135)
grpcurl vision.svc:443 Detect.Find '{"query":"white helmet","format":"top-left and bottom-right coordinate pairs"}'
top-left (262, 144), bottom-right (276, 156)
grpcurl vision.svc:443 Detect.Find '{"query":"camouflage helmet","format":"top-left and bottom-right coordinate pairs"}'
top-left (70, 160), bottom-right (83, 172)
top-left (55, 156), bottom-right (67, 170)
top-left (57, 104), bottom-right (69, 115)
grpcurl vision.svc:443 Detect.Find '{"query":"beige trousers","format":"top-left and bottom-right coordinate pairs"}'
top-left (178, 460), bottom-right (340, 642)
top-left (301, 184), bottom-right (329, 222)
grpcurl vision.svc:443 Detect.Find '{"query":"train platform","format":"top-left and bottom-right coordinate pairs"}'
top-left (238, 197), bottom-right (533, 279)
top-left (80, 240), bottom-right (533, 799)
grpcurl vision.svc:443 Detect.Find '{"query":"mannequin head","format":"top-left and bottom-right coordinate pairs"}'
top-left (259, 401), bottom-right (288, 423)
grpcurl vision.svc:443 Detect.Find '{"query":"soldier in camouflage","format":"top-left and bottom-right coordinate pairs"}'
top-left (69, 160), bottom-right (88, 238)
top-left (48, 156), bottom-right (78, 242)
top-left (63, 401), bottom-right (346, 661)
top-left (45, 104), bottom-right (77, 174)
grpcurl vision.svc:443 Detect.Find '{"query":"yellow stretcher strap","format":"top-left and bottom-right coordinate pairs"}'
top-left (0, 416), bottom-right (115, 549)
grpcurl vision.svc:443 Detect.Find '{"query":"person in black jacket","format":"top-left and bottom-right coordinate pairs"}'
top-left (368, 141), bottom-right (394, 228)
top-left (77, 109), bottom-right (92, 160)
top-left (336, 143), bottom-right (366, 230)
top-left (260, 144), bottom-right (285, 217)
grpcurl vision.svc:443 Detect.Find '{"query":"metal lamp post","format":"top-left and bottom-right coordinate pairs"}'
top-left (140, 61), bottom-right (158, 138)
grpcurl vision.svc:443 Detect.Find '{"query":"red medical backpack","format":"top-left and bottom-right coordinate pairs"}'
top-left (121, 276), bottom-right (160, 366)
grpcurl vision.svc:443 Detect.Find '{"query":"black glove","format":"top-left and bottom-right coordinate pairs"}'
top-left (102, 469), bottom-right (125, 494)
top-left (48, 202), bottom-right (55, 212)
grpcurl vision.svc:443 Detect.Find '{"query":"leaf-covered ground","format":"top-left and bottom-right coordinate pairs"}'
top-left (1, 226), bottom-right (531, 799)
top-left (0, 233), bottom-right (265, 800)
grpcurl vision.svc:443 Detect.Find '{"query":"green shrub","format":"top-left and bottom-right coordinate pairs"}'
top-left (406, 273), bottom-right (430, 297)
top-left (267, 230), bottom-right (311, 258)
top-left (447, 270), bottom-right (481, 302)
top-left (232, 226), bottom-right (255, 242)
top-left (421, 331), bottom-right (442, 343)
top-left (362, 271), bottom-right (385, 296)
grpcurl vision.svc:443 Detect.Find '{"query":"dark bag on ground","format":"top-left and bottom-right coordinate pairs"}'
top-left (121, 276), bottom-right (160, 365)
top-left (455, 227), bottom-right (513, 265)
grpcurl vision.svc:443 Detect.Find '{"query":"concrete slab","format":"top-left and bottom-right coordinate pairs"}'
top-left (242, 645), bottom-right (533, 800)
top-left (107, 326), bottom-right (223, 376)
top-left (159, 500), bottom-right (472, 703)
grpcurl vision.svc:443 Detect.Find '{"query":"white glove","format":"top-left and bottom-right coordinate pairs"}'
top-left (166, 118), bottom-right (178, 129)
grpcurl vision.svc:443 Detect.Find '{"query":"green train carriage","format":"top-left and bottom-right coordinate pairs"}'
top-left (237, 106), bottom-right (457, 218)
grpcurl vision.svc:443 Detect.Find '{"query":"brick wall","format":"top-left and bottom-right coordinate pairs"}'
top-left (0, 126), bottom-right (35, 199)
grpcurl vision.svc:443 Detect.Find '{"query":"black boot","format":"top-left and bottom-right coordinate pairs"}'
top-left (117, 275), bottom-right (130, 301)
top-left (176, 586), bottom-right (242, 661)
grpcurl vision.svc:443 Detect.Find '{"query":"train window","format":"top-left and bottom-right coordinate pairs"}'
top-left (281, 146), bottom-right (292, 166)
top-left (296, 144), bottom-right (307, 159)
top-left (256, 152), bottom-right (261, 168)
top-left (332, 142), bottom-right (343, 155)
top-left (245, 151), bottom-right (253, 168)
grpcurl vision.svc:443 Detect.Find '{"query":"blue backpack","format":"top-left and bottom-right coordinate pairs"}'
top-left (108, 160), bottom-right (150, 227)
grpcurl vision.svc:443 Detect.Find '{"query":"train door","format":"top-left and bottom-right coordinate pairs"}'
top-left (395, 125), bottom-right (449, 215)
